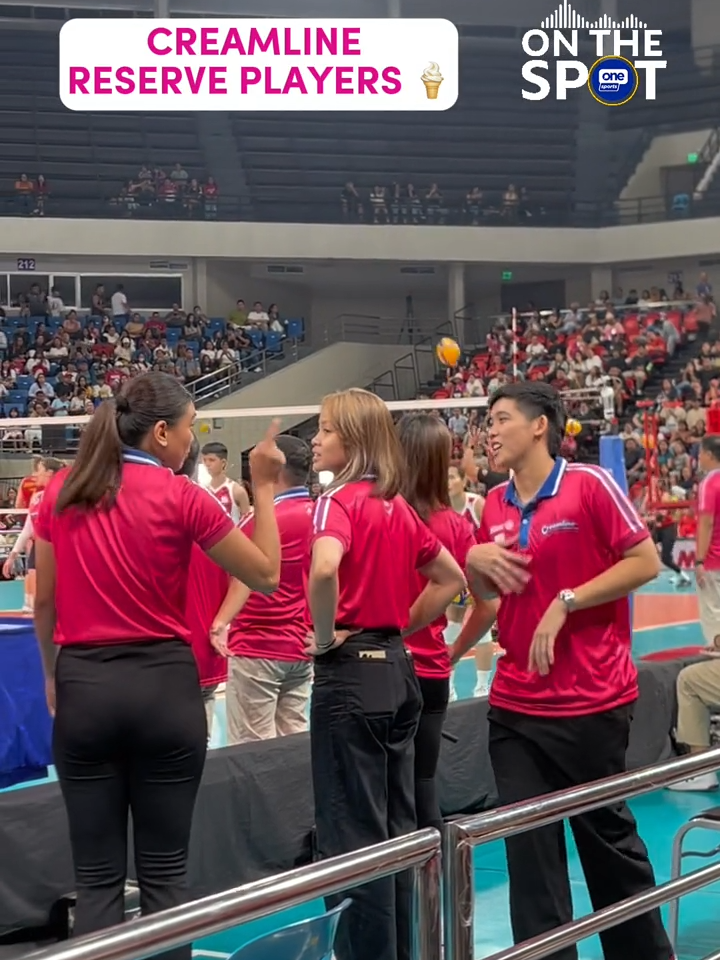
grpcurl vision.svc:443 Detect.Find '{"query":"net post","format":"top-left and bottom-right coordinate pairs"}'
top-left (599, 435), bottom-right (634, 623)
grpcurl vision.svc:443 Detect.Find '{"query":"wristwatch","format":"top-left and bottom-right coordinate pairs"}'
top-left (558, 589), bottom-right (577, 611)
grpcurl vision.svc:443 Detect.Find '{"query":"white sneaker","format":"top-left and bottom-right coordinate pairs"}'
top-left (667, 772), bottom-right (719, 792)
top-left (449, 687), bottom-right (458, 702)
top-left (473, 682), bottom-right (489, 698)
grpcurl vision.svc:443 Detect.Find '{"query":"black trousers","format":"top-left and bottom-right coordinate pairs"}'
top-left (414, 675), bottom-right (449, 831)
top-left (53, 640), bottom-right (207, 960)
top-left (311, 632), bottom-right (422, 960)
top-left (653, 523), bottom-right (680, 574)
top-left (488, 704), bottom-right (672, 960)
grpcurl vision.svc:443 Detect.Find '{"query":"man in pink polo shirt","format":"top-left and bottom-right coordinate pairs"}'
top-left (668, 435), bottom-right (720, 792)
top-left (468, 381), bottom-right (671, 960)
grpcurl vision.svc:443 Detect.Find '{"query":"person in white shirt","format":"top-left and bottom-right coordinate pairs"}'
top-left (47, 288), bottom-right (65, 317)
top-left (29, 373), bottom-right (54, 399)
top-left (111, 284), bottom-right (129, 318)
top-left (247, 301), bottom-right (269, 328)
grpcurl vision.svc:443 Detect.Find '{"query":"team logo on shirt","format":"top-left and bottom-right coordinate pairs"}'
top-left (541, 520), bottom-right (579, 536)
top-left (490, 520), bottom-right (515, 536)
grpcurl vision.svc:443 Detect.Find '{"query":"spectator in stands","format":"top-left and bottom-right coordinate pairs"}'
top-left (228, 299), bottom-right (248, 328)
top-left (14, 173), bottom-right (34, 213)
top-left (248, 301), bottom-right (270, 329)
top-left (202, 177), bottom-right (219, 219)
top-left (33, 174), bottom-right (48, 216)
top-left (340, 181), bottom-right (362, 222)
top-left (111, 284), bottom-right (128, 320)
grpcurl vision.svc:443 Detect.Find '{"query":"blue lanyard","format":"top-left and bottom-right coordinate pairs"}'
top-left (122, 447), bottom-right (162, 467)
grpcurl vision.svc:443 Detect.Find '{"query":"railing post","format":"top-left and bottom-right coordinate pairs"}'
top-left (443, 821), bottom-right (474, 960)
top-left (412, 845), bottom-right (442, 960)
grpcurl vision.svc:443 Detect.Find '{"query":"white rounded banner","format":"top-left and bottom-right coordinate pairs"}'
top-left (58, 18), bottom-right (459, 111)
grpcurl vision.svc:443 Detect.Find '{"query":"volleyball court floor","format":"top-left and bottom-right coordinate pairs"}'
top-left (1, 573), bottom-right (718, 960)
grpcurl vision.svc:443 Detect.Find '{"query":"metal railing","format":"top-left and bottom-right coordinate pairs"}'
top-left (24, 830), bottom-right (442, 960)
top-left (444, 747), bottom-right (720, 960)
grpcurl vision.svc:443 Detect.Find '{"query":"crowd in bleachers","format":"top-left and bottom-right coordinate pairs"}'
top-left (342, 180), bottom-right (536, 226)
top-left (425, 282), bottom-right (717, 523)
top-left (110, 165), bottom-right (220, 220)
top-left (0, 283), bottom-right (305, 451)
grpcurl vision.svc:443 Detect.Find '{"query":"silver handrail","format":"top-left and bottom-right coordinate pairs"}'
top-left (24, 829), bottom-right (441, 960)
top-left (483, 862), bottom-right (720, 960)
top-left (444, 746), bottom-right (720, 960)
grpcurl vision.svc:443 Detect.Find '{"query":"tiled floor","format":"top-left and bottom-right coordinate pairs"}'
top-left (1, 572), bottom-right (717, 958)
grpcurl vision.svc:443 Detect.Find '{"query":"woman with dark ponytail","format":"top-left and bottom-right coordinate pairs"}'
top-left (33, 372), bottom-right (285, 958)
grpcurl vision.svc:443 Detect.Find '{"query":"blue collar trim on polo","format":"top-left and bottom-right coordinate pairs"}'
top-left (122, 447), bottom-right (163, 467)
top-left (274, 486), bottom-right (310, 503)
top-left (503, 458), bottom-right (567, 550)
top-left (504, 457), bottom-right (567, 508)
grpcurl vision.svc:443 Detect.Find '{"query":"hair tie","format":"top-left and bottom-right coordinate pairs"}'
top-left (116, 396), bottom-right (130, 414)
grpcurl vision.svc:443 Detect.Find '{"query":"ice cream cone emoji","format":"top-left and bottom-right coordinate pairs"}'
top-left (421, 62), bottom-right (443, 99)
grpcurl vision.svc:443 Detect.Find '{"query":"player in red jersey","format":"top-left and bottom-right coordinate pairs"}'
top-left (309, 388), bottom-right (464, 960)
top-left (201, 441), bottom-right (250, 522)
top-left (468, 381), bottom-right (671, 960)
top-left (33, 373), bottom-right (284, 955)
top-left (211, 435), bottom-right (314, 744)
top-left (397, 413), bottom-right (494, 831)
top-left (3, 457), bottom-right (65, 611)
top-left (176, 439), bottom-right (229, 740)
top-left (15, 456), bottom-right (42, 510)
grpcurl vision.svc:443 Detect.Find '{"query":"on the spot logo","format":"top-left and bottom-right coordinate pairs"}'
top-left (522, 0), bottom-right (666, 104)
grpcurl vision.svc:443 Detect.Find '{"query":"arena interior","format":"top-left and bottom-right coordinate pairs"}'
top-left (1, 0), bottom-right (720, 958)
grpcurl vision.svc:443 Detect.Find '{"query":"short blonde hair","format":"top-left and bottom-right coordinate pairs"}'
top-left (321, 388), bottom-right (404, 499)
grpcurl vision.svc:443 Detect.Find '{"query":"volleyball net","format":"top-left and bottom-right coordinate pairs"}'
top-left (0, 386), bottom-right (619, 566)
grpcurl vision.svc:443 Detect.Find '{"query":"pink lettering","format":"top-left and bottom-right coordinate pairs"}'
top-left (317, 28), bottom-right (337, 55)
top-left (208, 66), bottom-right (227, 94)
top-left (184, 66), bottom-right (206, 94)
top-left (161, 67), bottom-right (182, 94)
top-left (358, 66), bottom-right (379, 93)
top-left (381, 66), bottom-right (402, 94)
top-left (241, 66), bottom-right (261, 94)
top-left (335, 67), bottom-right (354, 94)
top-left (308, 66), bottom-right (332, 93)
top-left (283, 28), bottom-right (301, 55)
top-left (69, 67), bottom-right (89, 94)
top-left (221, 28), bottom-right (246, 55)
top-left (116, 66), bottom-right (135, 94)
top-left (94, 67), bottom-right (112, 94)
top-left (343, 28), bottom-right (361, 55)
top-left (248, 28), bottom-right (279, 55)
top-left (201, 28), bottom-right (219, 55)
top-left (282, 67), bottom-right (308, 94)
top-left (264, 68), bottom-right (282, 94)
top-left (139, 67), bottom-right (157, 94)
top-left (177, 28), bottom-right (196, 55)
top-left (148, 27), bottom-right (171, 55)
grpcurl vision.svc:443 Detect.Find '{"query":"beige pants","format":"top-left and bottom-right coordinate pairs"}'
top-left (227, 657), bottom-right (312, 745)
top-left (698, 570), bottom-right (720, 645)
top-left (676, 659), bottom-right (720, 748)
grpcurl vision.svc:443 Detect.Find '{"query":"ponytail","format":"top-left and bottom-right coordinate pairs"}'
top-left (55, 401), bottom-right (123, 512)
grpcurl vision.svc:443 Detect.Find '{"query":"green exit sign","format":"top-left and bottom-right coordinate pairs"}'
top-left (502, 271), bottom-right (513, 281)
top-left (688, 152), bottom-right (699, 163)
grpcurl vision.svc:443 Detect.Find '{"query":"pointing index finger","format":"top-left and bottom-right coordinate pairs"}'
top-left (264, 418), bottom-right (281, 441)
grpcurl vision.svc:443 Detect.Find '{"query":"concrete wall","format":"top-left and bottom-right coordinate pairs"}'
top-left (199, 341), bottom-right (416, 457)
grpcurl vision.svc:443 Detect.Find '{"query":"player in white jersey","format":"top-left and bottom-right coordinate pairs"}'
top-left (447, 461), bottom-right (495, 698)
top-left (200, 441), bottom-right (250, 523)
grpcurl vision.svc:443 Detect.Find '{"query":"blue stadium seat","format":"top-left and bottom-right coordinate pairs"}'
top-left (226, 899), bottom-right (350, 960)
top-left (166, 328), bottom-right (182, 344)
top-left (285, 318), bottom-right (304, 341)
top-left (209, 318), bottom-right (226, 336)
top-left (264, 330), bottom-right (283, 355)
top-left (247, 328), bottom-right (264, 350)
top-left (15, 375), bottom-right (32, 390)
top-left (7, 391), bottom-right (28, 408)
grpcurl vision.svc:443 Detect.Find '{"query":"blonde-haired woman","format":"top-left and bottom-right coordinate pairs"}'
top-left (308, 388), bottom-right (464, 960)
